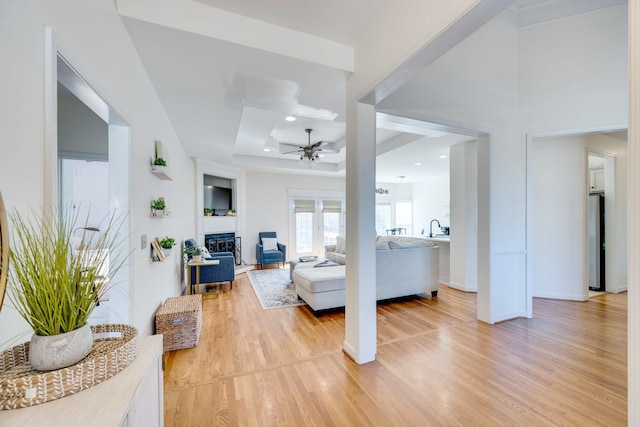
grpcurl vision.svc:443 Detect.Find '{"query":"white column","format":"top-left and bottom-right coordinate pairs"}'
top-left (628, 1), bottom-right (640, 423)
top-left (343, 102), bottom-right (377, 364)
top-left (476, 134), bottom-right (492, 323)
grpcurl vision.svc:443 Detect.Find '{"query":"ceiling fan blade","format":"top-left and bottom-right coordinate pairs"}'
top-left (311, 140), bottom-right (328, 149)
top-left (280, 143), bottom-right (303, 153)
top-left (281, 148), bottom-right (303, 154)
top-left (318, 148), bottom-right (340, 154)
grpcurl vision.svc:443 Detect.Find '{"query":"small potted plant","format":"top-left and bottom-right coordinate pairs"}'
top-left (151, 197), bottom-right (166, 216)
top-left (183, 246), bottom-right (202, 263)
top-left (204, 208), bottom-right (213, 216)
top-left (159, 236), bottom-right (175, 255)
top-left (152, 157), bottom-right (167, 171)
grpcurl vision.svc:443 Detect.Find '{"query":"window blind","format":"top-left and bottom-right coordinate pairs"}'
top-left (322, 200), bottom-right (342, 213)
top-left (294, 199), bottom-right (315, 213)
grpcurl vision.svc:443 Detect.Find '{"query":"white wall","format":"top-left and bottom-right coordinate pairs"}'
top-left (244, 172), bottom-right (345, 263)
top-left (412, 177), bottom-right (449, 237)
top-left (449, 141), bottom-right (478, 292)
top-left (532, 133), bottom-right (627, 299)
top-left (532, 136), bottom-right (587, 299)
top-left (0, 0), bottom-right (196, 348)
top-left (522, 5), bottom-right (628, 303)
top-left (378, 11), bottom-right (522, 322)
top-left (519, 5), bottom-right (628, 132)
top-left (58, 87), bottom-right (108, 157)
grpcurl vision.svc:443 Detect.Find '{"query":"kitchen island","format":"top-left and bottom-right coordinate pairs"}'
top-left (424, 236), bottom-right (450, 285)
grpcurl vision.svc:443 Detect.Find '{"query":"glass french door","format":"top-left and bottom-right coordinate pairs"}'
top-left (291, 197), bottom-right (344, 259)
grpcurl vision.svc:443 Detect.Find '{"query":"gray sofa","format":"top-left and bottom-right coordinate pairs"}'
top-left (293, 236), bottom-right (440, 311)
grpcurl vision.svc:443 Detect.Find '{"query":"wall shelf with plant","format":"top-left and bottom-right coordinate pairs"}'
top-left (150, 156), bottom-right (171, 181)
top-left (150, 197), bottom-right (170, 218)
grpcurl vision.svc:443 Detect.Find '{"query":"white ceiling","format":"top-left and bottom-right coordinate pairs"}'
top-left (119, 0), bottom-right (625, 182)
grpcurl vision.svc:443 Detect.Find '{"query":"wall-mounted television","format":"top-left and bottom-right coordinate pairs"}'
top-left (203, 174), bottom-right (233, 214)
top-left (211, 186), bottom-right (231, 211)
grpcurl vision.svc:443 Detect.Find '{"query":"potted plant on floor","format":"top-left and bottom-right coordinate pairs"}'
top-left (183, 246), bottom-right (202, 263)
top-left (6, 208), bottom-right (127, 371)
top-left (151, 197), bottom-right (166, 217)
top-left (159, 236), bottom-right (175, 255)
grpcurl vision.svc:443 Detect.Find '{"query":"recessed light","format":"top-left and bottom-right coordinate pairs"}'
top-left (440, 155), bottom-right (448, 159)
top-left (263, 148), bottom-right (271, 152)
top-left (285, 116), bottom-right (296, 122)
top-left (319, 154), bottom-right (325, 158)
top-left (414, 162), bottom-right (422, 166)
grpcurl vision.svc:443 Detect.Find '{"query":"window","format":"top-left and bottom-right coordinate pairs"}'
top-left (290, 193), bottom-right (345, 258)
top-left (375, 202), bottom-right (392, 236)
top-left (294, 199), bottom-right (315, 254)
top-left (395, 201), bottom-right (413, 233)
top-left (322, 200), bottom-right (342, 246)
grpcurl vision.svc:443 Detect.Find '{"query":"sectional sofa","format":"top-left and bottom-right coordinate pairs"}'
top-left (293, 236), bottom-right (440, 311)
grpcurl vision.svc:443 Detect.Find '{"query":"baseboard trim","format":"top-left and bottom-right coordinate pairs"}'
top-left (607, 285), bottom-right (628, 294)
top-left (342, 341), bottom-right (375, 364)
top-left (491, 310), bottom-right (527, 324)
top-left (448, 281), bottom-right (477, 292)
top-left (533, 292), bottom-right (587, 301)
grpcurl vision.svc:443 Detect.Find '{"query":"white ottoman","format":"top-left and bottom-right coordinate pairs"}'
top-left (292, 265), bottom-right (346, 311)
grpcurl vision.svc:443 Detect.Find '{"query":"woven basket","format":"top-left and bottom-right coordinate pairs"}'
top-left (156, 294), bottom-right (202, 352)
top-left (0, 324), bottom-right (138, 410)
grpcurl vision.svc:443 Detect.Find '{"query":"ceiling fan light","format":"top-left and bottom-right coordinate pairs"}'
top-left (285, 116), bottom-right (296, 122)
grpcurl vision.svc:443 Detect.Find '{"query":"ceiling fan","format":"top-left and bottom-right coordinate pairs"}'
top-left (281, 128), bottom-right (340, 166)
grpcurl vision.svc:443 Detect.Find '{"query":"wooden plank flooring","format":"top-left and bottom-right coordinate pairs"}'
top-left (164, 272), bottom-right (627, 426)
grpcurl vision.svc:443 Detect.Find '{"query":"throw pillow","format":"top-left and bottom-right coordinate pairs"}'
top-left (261, 237), bottom-right (278, 251)
top-left (199, 246), bottom-right (210, 255)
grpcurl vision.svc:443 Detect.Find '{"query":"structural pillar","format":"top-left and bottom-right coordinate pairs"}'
top-left (343, 101), bottom-right (377, 364)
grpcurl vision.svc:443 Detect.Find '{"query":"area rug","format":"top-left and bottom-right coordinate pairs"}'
top-left (246, 268), bottom-right (307, 310)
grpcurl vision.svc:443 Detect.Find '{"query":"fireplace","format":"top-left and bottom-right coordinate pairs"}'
top-left (205, 232), bottom-right (241, 265)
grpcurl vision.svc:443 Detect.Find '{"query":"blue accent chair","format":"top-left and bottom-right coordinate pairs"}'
top-left (256, 232), bottom-right (286, 269)
top-left (184, 239), bottom-right (235, 288)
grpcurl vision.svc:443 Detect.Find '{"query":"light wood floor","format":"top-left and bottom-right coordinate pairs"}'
top-left (164, 272), bottom-right (627, 426)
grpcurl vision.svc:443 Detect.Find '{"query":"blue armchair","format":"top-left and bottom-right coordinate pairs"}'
top-left (256, 232), bottom-right (286, 269)
top-left (184, 239), bottom-right (235, 289)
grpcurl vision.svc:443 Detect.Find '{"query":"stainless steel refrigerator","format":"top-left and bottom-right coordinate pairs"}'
top-left (588, 193), bottom-right (605, 291)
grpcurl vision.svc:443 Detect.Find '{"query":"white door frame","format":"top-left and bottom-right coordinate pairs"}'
top-left (44, 28), bottom-right (133, 325)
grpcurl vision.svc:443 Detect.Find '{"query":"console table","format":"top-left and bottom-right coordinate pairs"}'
top-left (0, 335), bottom-right (164, 426)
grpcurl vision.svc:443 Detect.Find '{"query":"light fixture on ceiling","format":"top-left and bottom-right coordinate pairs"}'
top-left (396, 175), bottom-right (406, 180)
top-left (414, 162), bottom-right (422, 166)
top-left (285, 116), bottom-right (296, 122)
top-left (440, 155), bottom-right (448, 159)
top-left (280, 128), bottom-right (339, 169)
top-left (263, 148), bottom-right (271, 152)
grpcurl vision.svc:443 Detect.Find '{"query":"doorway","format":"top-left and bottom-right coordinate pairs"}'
top-left (528, 130), bottom-right (627, 300)
top-left (288, 192), bottom-right (344, 260)
top-left (52, 51), bottom-right (132, 325)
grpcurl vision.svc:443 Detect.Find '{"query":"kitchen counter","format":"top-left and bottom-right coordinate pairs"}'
top-left (424, 236), bottom-right (450, 243)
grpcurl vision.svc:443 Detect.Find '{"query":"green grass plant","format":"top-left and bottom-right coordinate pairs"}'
top-left (7, 207), bottom-right (127, 336)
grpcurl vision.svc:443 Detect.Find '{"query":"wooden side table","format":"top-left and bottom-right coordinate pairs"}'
top-left (186, 259), bottom-right (220, 295)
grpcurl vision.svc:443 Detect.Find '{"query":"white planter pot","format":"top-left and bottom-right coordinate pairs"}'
top-left (192, 255), bottom-right (202, 262)
top-left (29, 324), bottom-right (93, 371)
top-left (163, 247), bottom-right (172, 255)
top-left (152, 209), bottom-right (165, 217)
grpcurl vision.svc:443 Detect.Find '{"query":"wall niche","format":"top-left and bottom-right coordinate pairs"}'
top-left (203, 174), bottom-right (234, 216)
